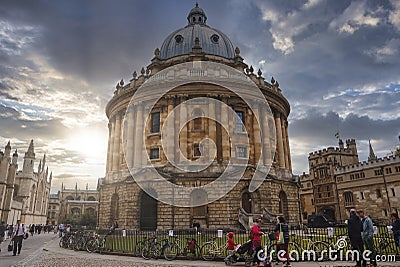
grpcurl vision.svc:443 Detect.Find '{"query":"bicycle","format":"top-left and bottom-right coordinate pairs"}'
top-left (59, 231), bottom-right (73, 248)
top-left (261, 232), bottom-right (299, 263)
top-left (74, 232), bottom-right (91, 251)
top-left (159, 236), bottom-right (180, 261)
top-left (86, 232), bottom-right (109, 254)
top-left (141, 234), bottom-right (162, 260)
top-left (289, 233), bottom-right (330, 261)
top-left (179, 238), bottom-right (201, 260)
top-left (201, 237), bottom-right (227, 261)
top-left (376, 233), bottom-right (398, 255)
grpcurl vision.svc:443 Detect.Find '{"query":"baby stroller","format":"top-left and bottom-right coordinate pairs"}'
top-left (225, 239), bottom-right (253, 266)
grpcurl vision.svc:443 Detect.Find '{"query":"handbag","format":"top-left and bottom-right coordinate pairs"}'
top-left (24, 233), bottom-right (28, 239)
top-left (276, 224), bottom-right (285, 245)
top-left (8, 240), bottom-right (13, 251)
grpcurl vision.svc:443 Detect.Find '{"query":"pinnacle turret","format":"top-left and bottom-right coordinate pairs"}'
top-left (25, 139), bottom-right (35, 158)
top-left (368, 140), bottom-right (377, 161)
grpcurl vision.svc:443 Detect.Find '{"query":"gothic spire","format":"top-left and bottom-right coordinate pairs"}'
top-left (42, 154), bottom-right (46, 171)
top-left (368, 140), bottom-right (377, 161)
top-left (25, 139), bottom-right (35, 158)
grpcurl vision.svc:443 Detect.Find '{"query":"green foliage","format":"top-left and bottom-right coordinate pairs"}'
top-left (80, 213), bottom-right (97, 227)
top-left (64, 213), bottom-right (97, 227)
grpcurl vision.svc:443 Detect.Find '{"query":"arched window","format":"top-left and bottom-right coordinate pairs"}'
top-left (66, 195), bottom-right (74, 201)
top-left (278, 191), bottom-right (289, 221)
top-left (241, 191), bottom-right (252, 213)
top-left (140, 189), bottom-right (158, 231)
top-left (192, 108), bottom-right (204, 131)
top-left (71, 207), bottom-right (81, 216)
top-left (36, 181), bottom-right (44, 212)
top-left (191, 189), bottom-right (207, 217)
top-left (87, 196), bottom-right (96, 201)
top-left (30, 185), bottom-right (36, 211)
top-left (344, 191), bottom-right (354, 206)
top-left (86, 207), bottom-right (95, 215)
top-left (110, 193), bottom-right (119, 224)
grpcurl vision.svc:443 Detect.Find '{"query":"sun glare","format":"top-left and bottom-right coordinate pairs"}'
top-left (67, 129), bottom-right (107, 160)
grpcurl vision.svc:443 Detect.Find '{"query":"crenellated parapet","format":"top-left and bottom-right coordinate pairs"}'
top-left (335, 154), bottom-right (400, 174)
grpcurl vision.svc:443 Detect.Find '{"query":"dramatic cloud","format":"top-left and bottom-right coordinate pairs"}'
top-left (289, 112), bottom-right (400, 173)
top-left (0, 0), bottom-right (399, 189)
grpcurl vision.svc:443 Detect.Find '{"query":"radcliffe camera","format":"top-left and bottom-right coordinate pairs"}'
top-left (0, 1), bottom-right (399, 267)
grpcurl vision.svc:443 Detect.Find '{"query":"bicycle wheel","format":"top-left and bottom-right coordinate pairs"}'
top-left (288, 241), bottom-right (301, 261)
top-left (134, 240), bottom-right (145, 257)
top-left (74, 237), bottom-right (83, 251)
top-left (163, 242), bottom-right (179, 261)
top-left (86, 239), bottom-right (98, 253)
top-left (59, 238), bottom-right (64, 248)
top-left (141, 245), bottom-right (151, 260)
top-left (312, 241), bottom-right (329, 261)
top-left (201, 242), bottom-right (217, 261)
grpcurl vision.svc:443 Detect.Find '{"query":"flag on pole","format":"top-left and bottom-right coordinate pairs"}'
top-left (335, 132), bottom-right (340, 139)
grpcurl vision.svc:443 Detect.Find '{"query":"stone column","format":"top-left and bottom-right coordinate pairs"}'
top-left (179, 96), bottom-right (188, 163)
top-left (252, 102), bottom-right (262, 165)
top-left (106, 121), bottom-right (113, 174)
top-left (285, 121), bottom-right (292, 172)
top-left (261, 106), bottom-right (272, 166)
top-left (274, 112), bottom-right (285, 168)
top-left (165, 97), bottom-right (175, 163)
top-left (208, 95), bottom-right (217, 161)
top-left (133, 103), bottom-right (144, 168)
top-left (221, 96), bottom-right (230, 162)
top-left (281, 115), bottom-right (289, 169)
top-left (120, 111), bottom-right (126, 168)
top-left (112, 113), bottom-right (121, 171)
top-left (125, 108), bottom-right (135, 169)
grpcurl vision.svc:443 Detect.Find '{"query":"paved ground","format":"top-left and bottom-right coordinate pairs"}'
top-left (0, 232), bottom-right (57, 267)
top-left (1, 234), bottom-right (399, 267)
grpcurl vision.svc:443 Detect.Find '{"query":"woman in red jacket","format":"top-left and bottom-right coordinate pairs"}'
top-left (251, 218), bottom-right (264, 266)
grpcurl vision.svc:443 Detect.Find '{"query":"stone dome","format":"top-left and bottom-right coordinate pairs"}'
top-left (159, 3), bottom-right (235, 60)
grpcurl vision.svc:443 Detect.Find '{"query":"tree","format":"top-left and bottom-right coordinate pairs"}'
top-left (79, 213), bottom-right (97, 227)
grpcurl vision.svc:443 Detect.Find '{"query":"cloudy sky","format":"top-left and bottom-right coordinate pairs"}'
top-left (0, 0), bottom-right (399, 192)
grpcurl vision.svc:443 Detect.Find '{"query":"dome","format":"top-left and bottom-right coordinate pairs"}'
top-left (159, 3), bottom-right (235, 60)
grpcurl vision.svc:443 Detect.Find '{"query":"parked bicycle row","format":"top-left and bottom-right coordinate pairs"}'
top-left (58, 225), bottom-right (400, 263)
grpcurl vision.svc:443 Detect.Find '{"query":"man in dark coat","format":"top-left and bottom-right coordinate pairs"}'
top-left (347, 209), bottom-right (366, 267)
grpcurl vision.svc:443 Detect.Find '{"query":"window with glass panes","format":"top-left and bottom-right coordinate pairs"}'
top-left (151, 112), bottom-right (160, 133)
top-left (237, 146), bottom-right (247, 158)
top-left (235, 111), bottom-right (245, 132)
top-left (150, 148), bottom-right (160, 159)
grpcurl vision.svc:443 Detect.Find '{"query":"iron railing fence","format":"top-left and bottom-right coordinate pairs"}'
top-left (65, 225), bottom-right (400, 261)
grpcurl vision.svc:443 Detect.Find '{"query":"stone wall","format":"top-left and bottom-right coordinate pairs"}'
top-left (98, 176), bottom-right (300, 229)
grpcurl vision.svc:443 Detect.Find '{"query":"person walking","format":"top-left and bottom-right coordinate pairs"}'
top-left (29, 224), bottom-right (35, 237)
top-left (358, 210), bottom-right (377, 267)
top-left (7, 224), bottom-right (13, 239)
top-left (347, 209), bottom-right (366, 267)
top-left (11, 220), bottom-right (26, 256)
top-left (224, 231), bottom-right (238, 264)
top-left (0, 221), bottom-right (6, 252)
top-left (250, 218), bottom-right (264, 266)
top-left (58, 223), bottom-right (64, 237)
top-left (391, 213), bottom-right (400, 252)
top-left (275, 216), bottom-right (290, 267)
